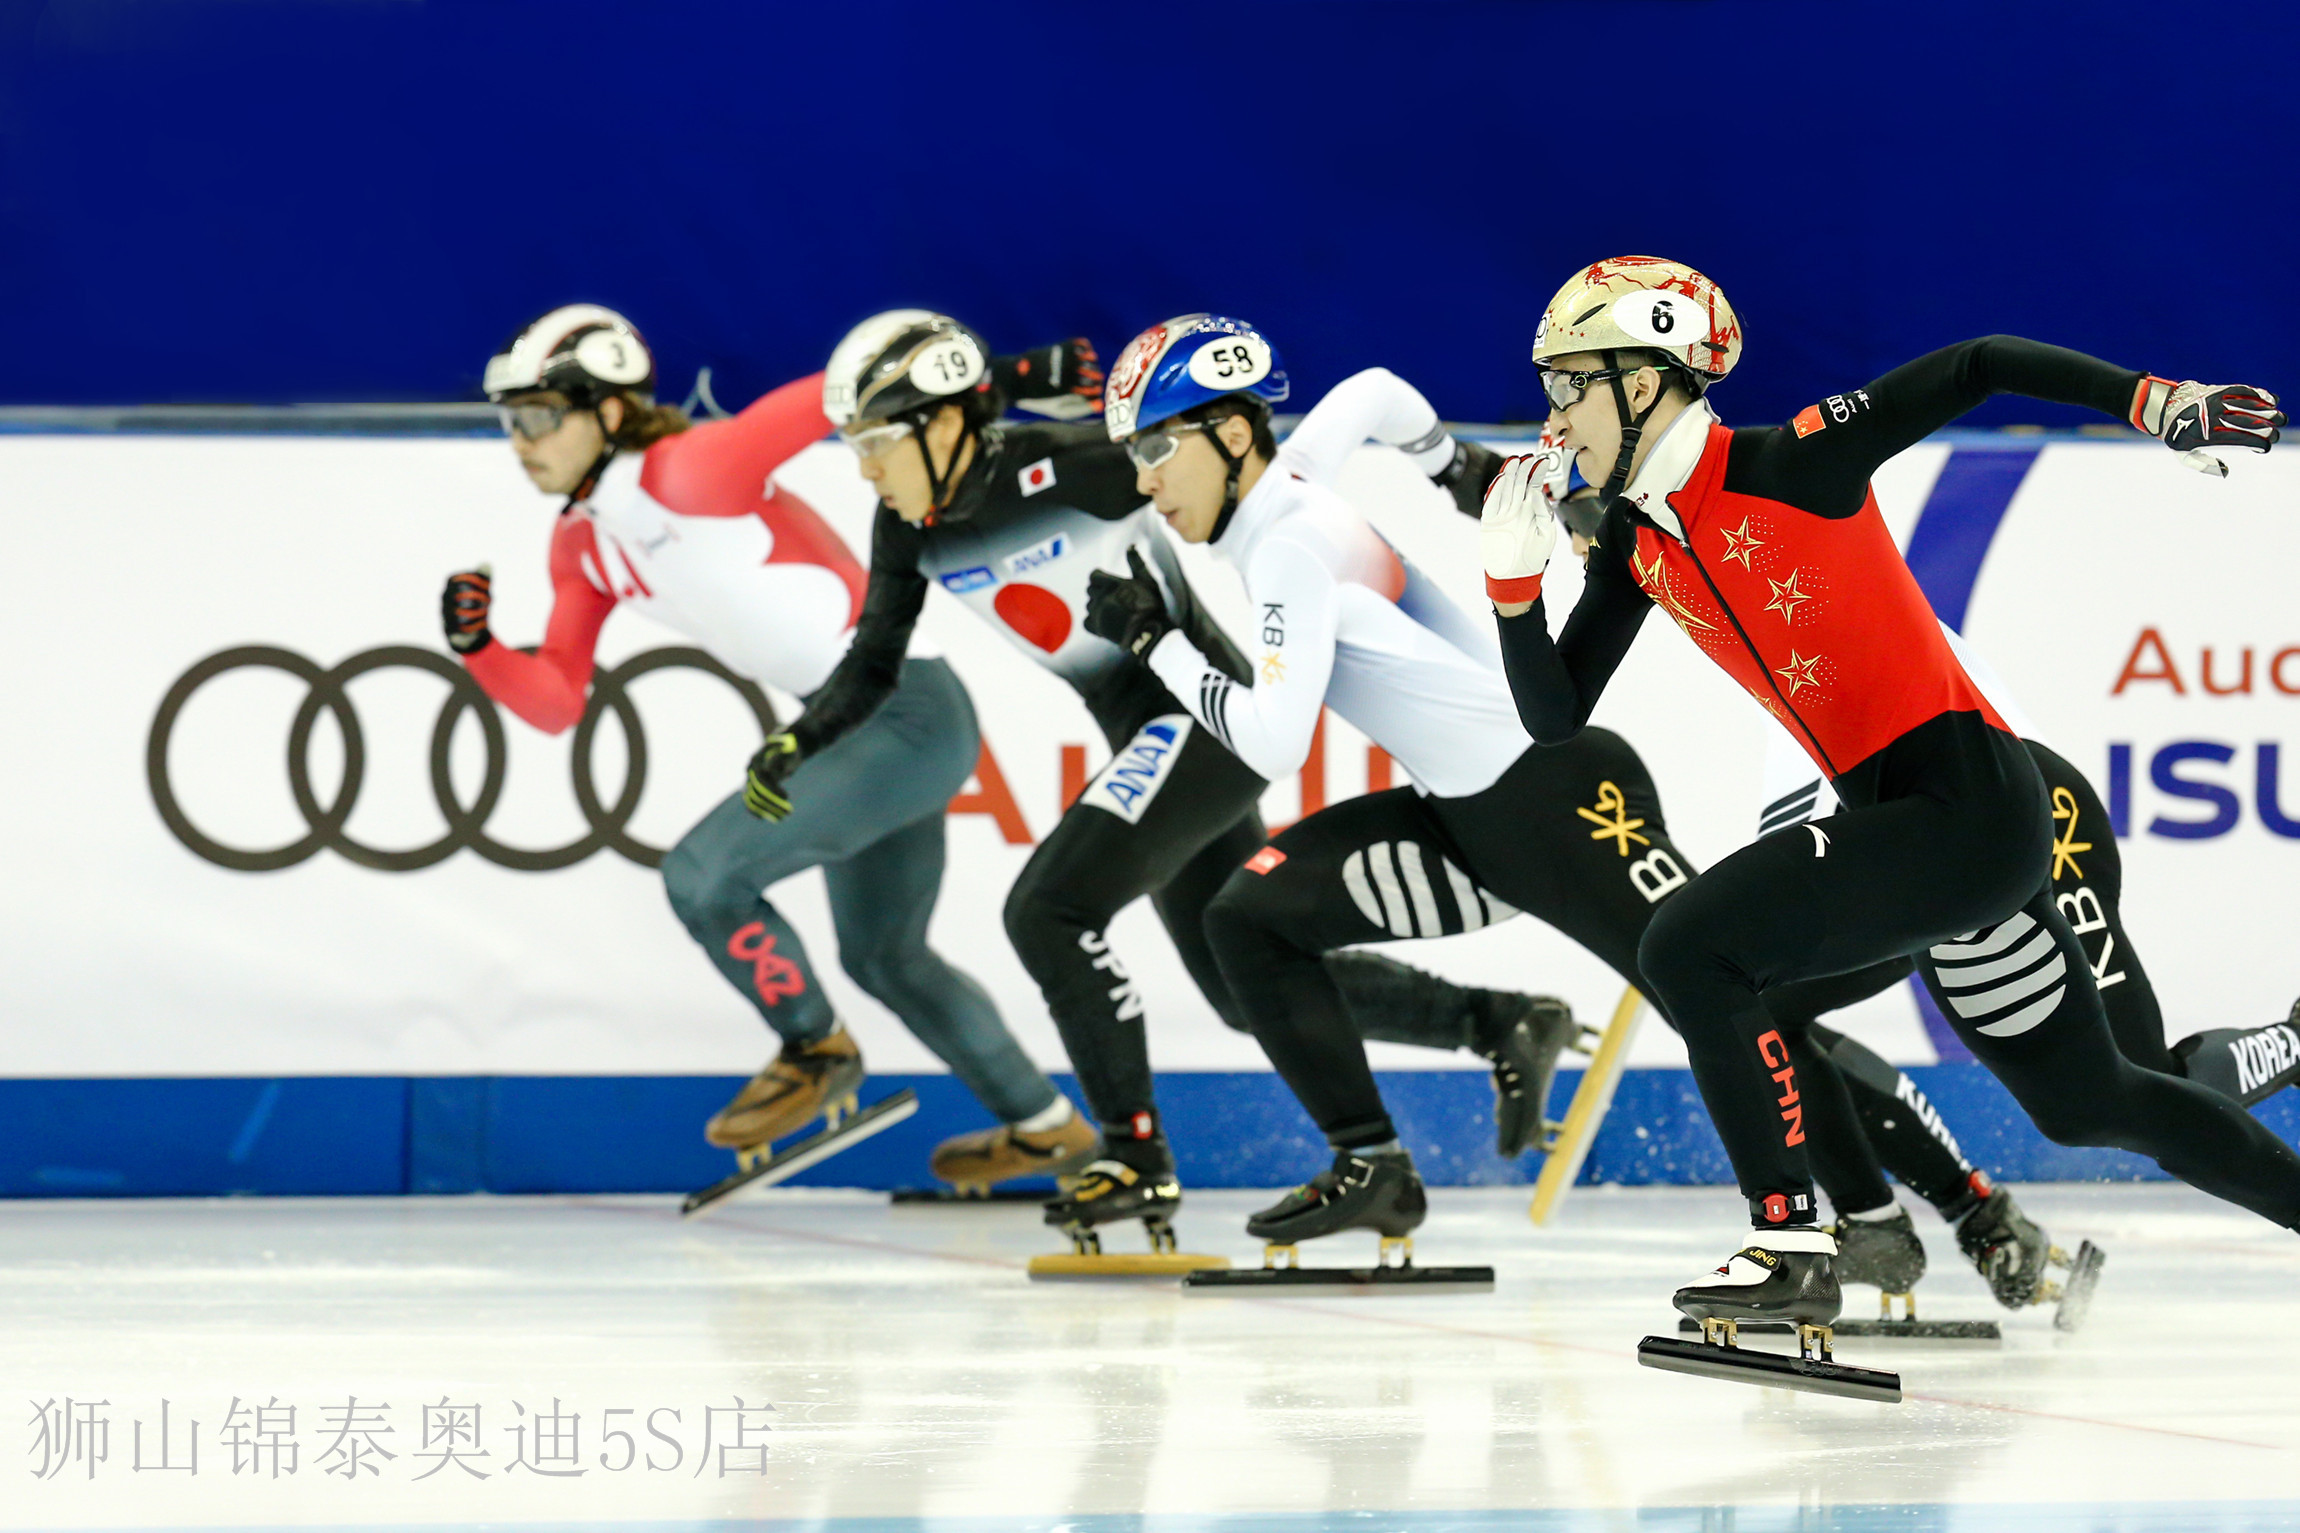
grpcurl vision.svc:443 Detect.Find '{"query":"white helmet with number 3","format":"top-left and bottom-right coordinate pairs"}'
top-left (1531, 257), bottom-right (1742, 388)
top-left (483, 304), bottom-right (656, 406)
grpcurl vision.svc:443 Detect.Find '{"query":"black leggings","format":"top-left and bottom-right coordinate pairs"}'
top-left (1003, 712), bottom-right (1267, 1131)
top-left (1205, 729), bottom-right (1691, 1146)
top-left (1638, 711), bottom-right (2300, 1230)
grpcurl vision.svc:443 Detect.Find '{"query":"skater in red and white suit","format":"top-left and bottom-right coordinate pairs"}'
top-left (442, 305), bottom-right (1095, 1184)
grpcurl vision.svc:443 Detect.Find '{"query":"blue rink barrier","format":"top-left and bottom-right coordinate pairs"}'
top-left (3, 1067), bottom-right (2297, 1198)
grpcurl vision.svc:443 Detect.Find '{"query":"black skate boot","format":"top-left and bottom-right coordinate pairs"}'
top-left (1028, 1122), bottom-right (1226, 1280)
top-left (1186, 1147), bottom-right (1493, 1294)
top-left (1246, 1148), bottom-right (1427, 1253)
top-left (1952, 1185), bottom-right (2104, 1330)
top-left (1476, 994), bottom-right (1598, 1158)
top-left (1640, 1227), bottom-right (1902, 1403)
top-left (1826, 1206), bottom-right (1926, 1319)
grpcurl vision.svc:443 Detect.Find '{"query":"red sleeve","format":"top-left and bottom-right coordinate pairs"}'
top-left (639, 372), bottom-right (831, 515)
top-left (463, 516), bottom-right (616, 734)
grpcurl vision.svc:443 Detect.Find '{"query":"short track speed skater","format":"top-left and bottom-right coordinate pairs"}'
top-left (1638, 1229), bottom-right (1903, 1404)
top-left (681, 1089), bottom-right (919, 1217)
top-left (1183, 1149), bottom-right (1494, 1295)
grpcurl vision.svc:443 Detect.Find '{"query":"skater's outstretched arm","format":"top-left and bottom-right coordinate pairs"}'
top-left (786, 505), bottom-right (930, 757)
top-left (1278, 367), bottom-right (1460, 489)
top-left (1734, 337), bottom-right (2281, 516)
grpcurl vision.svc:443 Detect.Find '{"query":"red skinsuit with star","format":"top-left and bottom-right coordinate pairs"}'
top-left (466, 373), bottom-right (863, 733)
top-left (1500, 336), bottom-right (2149, 798)
top-left (1620, 419), bottom-right (2007, 781)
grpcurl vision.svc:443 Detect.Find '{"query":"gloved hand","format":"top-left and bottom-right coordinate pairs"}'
top-left (1000, 338), bottom-right (1106, 420)
top-left (1432, 437), bottom-right (1506, 518)
top-left (2132, 376), bottom-right (2284, 476)
top-left (1481, 450), bottom-right (1564, 605)
top-left (441, 565), bottom-right (494, 655)
top-left (742, 732), bottom-right (802, 821)
top-left (1083, 548), bottom-right (1175, 659)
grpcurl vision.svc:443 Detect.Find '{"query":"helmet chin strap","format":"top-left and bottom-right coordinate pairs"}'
top-left (1204, 415), bottom-right (1248, 543)
top-left (1593, 349), bottom-right (1669, 524)
top-left (560, 412), bottom-right (618, 513)
top-left (917, 410), bottom-right (981, 528)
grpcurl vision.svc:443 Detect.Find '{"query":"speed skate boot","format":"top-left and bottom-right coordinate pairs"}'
top-left (1826, 1206), bottom-right (1927, 1320)
top-left (1476, 993), bottom-right (1599, 1158)
top-left (1028, 1119), bottom-right (1227, 1280)
top-left (1186, 1148), bottom-right (1493, 1294)
top-left (682, 1025), bottom-right (918, 1218)
top-left (705, 1026), bottom-right (865, 1166)
top-left (929, 1114), bottom-right (1099, 1196)
top-left (1639, 1226), bottom-right (1902, 1403)
top-left (1951, 1182), bottom-right (2104, 1331)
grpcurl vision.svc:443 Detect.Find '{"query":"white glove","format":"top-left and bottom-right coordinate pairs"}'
top-left (1480, 449), bottom-right (1564, 605)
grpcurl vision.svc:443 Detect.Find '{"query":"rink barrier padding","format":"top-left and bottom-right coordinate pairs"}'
top-left (2, 1067), bottom-right (2295, 1198)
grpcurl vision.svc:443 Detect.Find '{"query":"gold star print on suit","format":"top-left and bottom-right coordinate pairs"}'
top-left (1261, 652), bottom-right (1286, 683)
top-left (1576, 781), bottom-right (1651, 856)
top-left (1718, 517), bottom-right (1764, 569)
top-left (2050, 786), bottom-right (2091, 881)
top-left (1774, 650), bottom-right (1824, 698)
top-left (1764, 568), bottom-right (1813, 623)
top-left (1631, 547), bottom-right (1719, 634)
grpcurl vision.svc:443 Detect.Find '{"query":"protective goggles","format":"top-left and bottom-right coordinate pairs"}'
top-left (1538, 365), bottom-right (1640, 414)
top-left (498, 400), bottom-right (571, 440)
top-left (839, 420), bottom-right (915, 460)
top-left (1122, 419), bottom-right (1213, 471)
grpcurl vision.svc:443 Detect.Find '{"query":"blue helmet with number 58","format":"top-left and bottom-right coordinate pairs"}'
top-left (1103, 314), bottom-right (1290, 441)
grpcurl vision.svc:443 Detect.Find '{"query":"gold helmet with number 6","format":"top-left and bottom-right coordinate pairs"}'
top-left (1531, 256), bottom-right (1742, 390)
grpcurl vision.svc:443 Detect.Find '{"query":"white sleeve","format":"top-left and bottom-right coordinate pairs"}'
top-left (1277, 367), bottom-right (1454, 488)
top-left (1146, 535), bottom-right (1337, 781)
top-left (1758, 722), bottom-right (1838, 838)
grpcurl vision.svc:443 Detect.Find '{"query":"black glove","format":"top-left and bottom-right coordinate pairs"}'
top-left (742, 732), bottom-right (802, 821)
top-left (2134, 376), bottom-right (2284, 474)
top-left (441, 567), bottom-right (493, 655)
top-left (998, 337), bottom-right (1106, 420)
top-left (1083, 548), bottom-right (1174, 659)
top-left (1432, 438), bottom-right (1506, 518)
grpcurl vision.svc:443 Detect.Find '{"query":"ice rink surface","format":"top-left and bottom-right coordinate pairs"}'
top-left (5, 1183), bottom-right (2297, 1532)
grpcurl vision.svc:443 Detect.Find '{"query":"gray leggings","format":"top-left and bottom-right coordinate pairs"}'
top-left (661, 658), bottom-right (1058, 1124)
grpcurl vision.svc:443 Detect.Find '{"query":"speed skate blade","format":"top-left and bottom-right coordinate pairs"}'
top-left (1182, 1263), bottom-right (1495, 1296)
top-left (1026, 1252), bottom-right (1230, 1281)
top-left (2053, 1240), bottom-right (2105, 1333)
top-left (888, 1186), bottom-right (1049, 1205)
top-left (680, 1089), bottom-right (919, 1218)
top-left (1678, 1316), bottom-right (1999, 1343)
top-left (1530, 985), bottom-right (1644, 1226)
top-left (1638, 1335), bottom-right (1902, 1404)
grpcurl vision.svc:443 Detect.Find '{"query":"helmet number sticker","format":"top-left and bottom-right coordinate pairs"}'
top-left (910, 337), bottom-right (985, 396)
top-left (1186, 336), bottom-right (1271, 390)
top-left (1611, 290), bottom-right (1709, 349)
top-left (573, 329), bottom-right (650, 385)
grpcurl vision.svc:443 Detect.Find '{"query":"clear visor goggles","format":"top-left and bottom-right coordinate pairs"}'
top-left (1122, 418), bottom-right (1213, 472)
top-left (1537, 365), bottom-right (1641, 415)
top-left (498, 400), bottom-right (572, 441)
top-left (839, 419), bottom-right (915, 460)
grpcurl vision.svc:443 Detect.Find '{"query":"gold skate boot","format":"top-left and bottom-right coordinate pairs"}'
top-left (929, 1113), bottom-right (1099, 1195)
top-left (706, 1027), bottom-right (865, 1165)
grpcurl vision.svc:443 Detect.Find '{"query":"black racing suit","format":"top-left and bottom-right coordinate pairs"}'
top-left (1497, 337), bottom-right (2300, 1233)
top-left (791, 421), bottom-right (1267, 1145)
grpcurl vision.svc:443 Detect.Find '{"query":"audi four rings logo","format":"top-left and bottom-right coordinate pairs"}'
top-left (148, 645), bottom-right (778, 873)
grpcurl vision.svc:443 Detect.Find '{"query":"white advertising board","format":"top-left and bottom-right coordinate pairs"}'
top-left (1, 429), bottom-right (2282, 1081)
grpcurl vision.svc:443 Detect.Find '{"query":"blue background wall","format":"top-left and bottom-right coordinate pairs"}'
top-left (4, 1), bottom-right (2295, 425)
